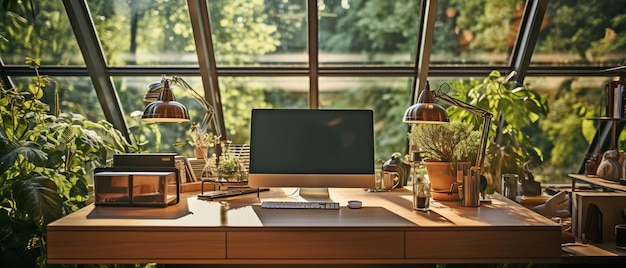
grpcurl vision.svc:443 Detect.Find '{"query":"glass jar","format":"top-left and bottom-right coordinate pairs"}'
top-left (413, 175), bottom-right (431, 211)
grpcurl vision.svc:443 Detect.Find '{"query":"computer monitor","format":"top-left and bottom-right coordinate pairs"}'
top-left (248, 109), bottom-right (376, 201)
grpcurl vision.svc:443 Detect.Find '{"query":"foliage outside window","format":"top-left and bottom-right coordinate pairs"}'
top-left (2, 0), bottom-right (626, 186)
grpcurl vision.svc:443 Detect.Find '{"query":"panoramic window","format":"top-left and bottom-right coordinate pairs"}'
top-left (2, 0), bottom-right (626, 187)
top-left (531, 0), bottom-right (626, 66)
top-left (431, 0), bottom-right (523, 65)
top-left (208, 0), bottom-right (307, 66)
top-left (10, 76), bottom-right (105, 122)
top-left (0, 0), bottom-right (84, 65)
top-left (89, 0), bottom-right (197, 66)
top-left (525, 75), bottom-right (624, 182)
top-left (318, 0), bottom-right (421, 66)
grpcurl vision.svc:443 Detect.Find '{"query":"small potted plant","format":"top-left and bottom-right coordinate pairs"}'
top-left (218, 154), bottom-right (240, 181)
top-left (408, 121), bottom-right (481, 200)
top-left (189, 122), bottom-right (217, 159)
top-left (217, 143), bottom-right (248, 182)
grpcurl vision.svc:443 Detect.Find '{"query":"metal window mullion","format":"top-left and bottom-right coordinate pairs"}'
top-left (187, 0), bottom-right (226, 140)
top-left (413, 0), bottom-right (437, 104)
top-left (0, 57), bottom-right (15, 90)
top-left (308, 0), bottom-right (319, 109)
top-left (510, 0), bottom-right (549, 82)
top-left (63, 0), bottom-right (130, 141)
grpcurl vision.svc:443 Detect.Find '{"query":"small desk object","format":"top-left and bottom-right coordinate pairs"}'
top-left (47, 187), bottom-right (562, 265)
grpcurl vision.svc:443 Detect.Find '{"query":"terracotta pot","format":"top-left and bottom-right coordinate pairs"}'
top-left (194, 146), bottom-right (208, 159)
top-left (423, 161), bottom-right (468, 201)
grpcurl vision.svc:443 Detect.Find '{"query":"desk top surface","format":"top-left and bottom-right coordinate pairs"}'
top-left (49, 187), bottom-right (558, 230)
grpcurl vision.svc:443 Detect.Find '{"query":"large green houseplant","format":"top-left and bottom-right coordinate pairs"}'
top-left (0, 58), bottom-right (128, 267)
top-left (408, 121), bottom-right (481, 200)
top-left (445, 71), bottom-right (549, 192)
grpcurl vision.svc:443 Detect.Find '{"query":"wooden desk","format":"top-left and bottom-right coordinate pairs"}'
top-left (47, 187), bottom-right (562, 265)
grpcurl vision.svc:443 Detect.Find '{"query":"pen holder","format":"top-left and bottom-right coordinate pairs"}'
top-left (502, 173), bottom-right (520, 201)
top-left (460, 172), bottom-right (480, 207)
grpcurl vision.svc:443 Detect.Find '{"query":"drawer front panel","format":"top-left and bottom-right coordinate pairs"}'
top-left (228, 231), bottom-right (404, 259)
top-left (406, 230), bottom-right (561, 259)
top-left (47, 230), bottom-right (225, 261)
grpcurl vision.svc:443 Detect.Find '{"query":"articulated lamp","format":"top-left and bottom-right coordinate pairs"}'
top-left (142, 75), bottom-right (223, 170)
top-left (403, 81), bottom-right (493, 207)
top-left (142, 75), bottom-right (220, 139)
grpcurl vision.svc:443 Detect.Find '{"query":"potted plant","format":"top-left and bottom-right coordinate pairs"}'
top-left (189, 122), bottom-right (217, 159)
top-left (445, 71), bottom-right (549, 193)
top-left (0, 58), bottom-right (128, 266)
top-left (408, 121), bottom-right (481, 200)
top-left (218, 153), bottom-right (242, 181)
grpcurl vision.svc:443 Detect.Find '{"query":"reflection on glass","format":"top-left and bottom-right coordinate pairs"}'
top-left (318, 0), bottom-right (420, 66)
top-left (89, 0), bottom-right (196, 66)
top-left (218, 76), bottom-right (309, 143)
top-left (319, 77), bottom-right (413, 162)
top-left (1, 1), bottom-right (84, 65)
top-left (531, 0), bottom-right (626, 66)
top-left (431, 0), bottom-right (521, 65)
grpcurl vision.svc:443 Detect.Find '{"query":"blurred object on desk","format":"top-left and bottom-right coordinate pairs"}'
top-left (572, 192), bottom-right (626, 242)
top-left (532, 190), bottom-right (570, 218)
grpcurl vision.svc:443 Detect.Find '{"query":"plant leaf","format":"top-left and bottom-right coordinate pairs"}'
top-left (11, 174), bottom-right (63, 224)
top-left (0, 139), bottom-right (47, 175)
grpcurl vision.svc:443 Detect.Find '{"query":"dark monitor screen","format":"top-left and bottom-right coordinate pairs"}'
top-left (248, 109), bottom-right (375, 190)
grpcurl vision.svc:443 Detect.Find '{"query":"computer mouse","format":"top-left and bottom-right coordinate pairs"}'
top-left (347, 200), bottom-right (362, 209)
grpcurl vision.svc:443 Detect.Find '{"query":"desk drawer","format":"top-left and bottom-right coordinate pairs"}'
top-left (406, 230), bottom-right (561, 260)
top-left (47, 230), bottom-right (225, 262)
top-left (228, 231), bottom-right (404, 259)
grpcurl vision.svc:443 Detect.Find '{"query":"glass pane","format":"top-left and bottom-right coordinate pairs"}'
top-left (318, 0), bottom-right (421, 66)
top-left (319, 77), bottom-right (414, 162)
top-left (115, 76), bottom-right (208, 157)
top-left (525, 76), bottom-right (619, 183)
top-left (208, 0), bottom-right (307, 66)
top-left (11, 76), bottom-right (105, 122)
top-left (531, 0), bottom-right (626, 66)
top-left (0, 0), bottom-right (85, 65)
top-left (89, 0), bottom-right (196, 66)
top-left (218, 76), bottom-right (309, 143)
top-left (431, 0), bottom-right (523, 65)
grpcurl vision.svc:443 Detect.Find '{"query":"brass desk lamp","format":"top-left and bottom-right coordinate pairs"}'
top-left (403, 81), bottom-right (493, 207)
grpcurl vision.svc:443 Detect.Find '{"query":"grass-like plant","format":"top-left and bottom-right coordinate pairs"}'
top-left (408, 121), bottom-right (481, 164)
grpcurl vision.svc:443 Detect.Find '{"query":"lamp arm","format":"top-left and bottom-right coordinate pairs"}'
top-left (170, 76), bottom-right (222, 138)
top-left (433, 90), bottom-right (493, 173)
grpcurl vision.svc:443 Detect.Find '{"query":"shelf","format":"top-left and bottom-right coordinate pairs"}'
top-left (568, 174), bottom-right (626, 192)
top-left (586, 117), bottom-right (626, 121)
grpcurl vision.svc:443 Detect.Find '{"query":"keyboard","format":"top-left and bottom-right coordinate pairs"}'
top-left (261, 201), bottom-right (340, 210)
top-left (198, 187), bottom-right (268, 200)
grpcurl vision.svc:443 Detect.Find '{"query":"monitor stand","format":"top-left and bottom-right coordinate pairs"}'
top-left (289, 187), bottom-right (333, 202)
